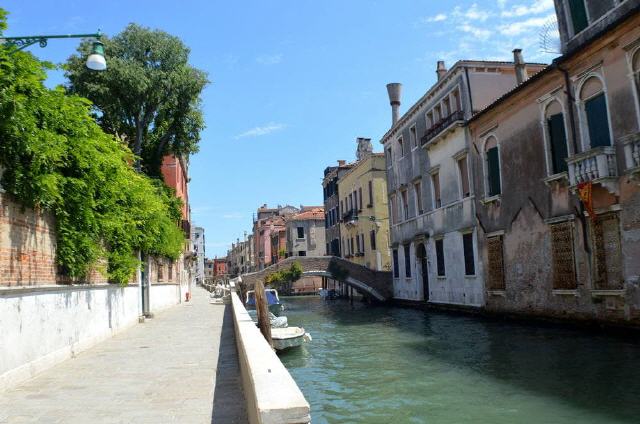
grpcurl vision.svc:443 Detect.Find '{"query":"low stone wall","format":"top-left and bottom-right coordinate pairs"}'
top-left (0, 283), bottom-right (182, 391)
top-left (230, 290), bottom-right (310, 424)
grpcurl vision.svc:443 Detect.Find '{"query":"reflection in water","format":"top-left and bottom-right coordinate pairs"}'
top-left (278, 296), bottom-right (640, 424)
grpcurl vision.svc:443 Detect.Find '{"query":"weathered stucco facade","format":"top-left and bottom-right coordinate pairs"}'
top-left (382, 60), bottom-right (545, 306)
top-left (468, 3), bottom-right (640, 326)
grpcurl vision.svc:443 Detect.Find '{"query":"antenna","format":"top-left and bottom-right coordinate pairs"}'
top-left (539, 17), bottom-right (561, 55)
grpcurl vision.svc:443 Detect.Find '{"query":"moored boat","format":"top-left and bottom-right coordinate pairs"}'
top-left (271, 326), bottom-right (312, 351)
top-left (245, 288), bottom-right (284, 316)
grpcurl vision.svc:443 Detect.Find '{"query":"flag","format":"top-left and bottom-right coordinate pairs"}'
top-left (577, 182), bottom-right (595, 221)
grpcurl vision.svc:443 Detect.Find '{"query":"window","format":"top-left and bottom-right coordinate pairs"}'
top-left (545, 101), bottom-right (569, 174)
top-left (568, 0), bottom-right (588, 35)
top-left (592, 213), bottom-right (624, 290)
top-left (353, 190), bottom-right (358, 211)
top-left (414, 181), bottom-right (423, 214)
top-left (340, 200), bottom-right (344, 217)
top-left (435, 239), bottom-right (445, 276)
top-left (386, 147), bottom-right (392, 167)
top-left (368, 180), bottom-right (373, 206)
top-left (370, 230), bottom-right (377, 250)
top-left (580, 77), bottom-right (611, 148)
top-left (158, 262), bottom-right (164, 281)
top-left (410, 125), bottom-right (418, 149)
top-left (398, 136), bottom-right (405, 157)
top-left (432, 172), bottom-right (441, 208)
top-left (550, 221), bottom-right (577, 290)
top-left (355, 234), bottom-right (360, 253)
top-left (297, 227), bottom-right (305, 239)
top-left (401, 190), bottom-right (409, 220)
top-left (350, 237), bottom-right (354, 255)
top-left (393, 249), bottom-right (399, 278)
top-left (348, 193), bottom-right (353, 211)
top-left (361, 234), bottom-right (365, 253)
top-left (404, 245), bottom-right (411, 277)
top-left (458, 156), bottom-right (470, 198)
top-left (462, 233), bottom-right (475, 276)
top-left (426, 111), bottom-right (434, 129)
top-left (485, 136), bottom-right (501, 197)
top-left (487, 236), bottom-right (505, 290)
top-left (632, 48), bottom-right (640, 119)
top-left (358, 188), bottom-right (363, 210)
top-left (168, 262), bottom-right (173, 280)
top-left (391, 194), bottom-right (398, 224)
top-left (298, 251), bottom-right (307, 256)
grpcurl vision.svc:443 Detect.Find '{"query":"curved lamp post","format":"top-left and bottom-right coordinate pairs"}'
top-left (0, 31), bottom-right (106, 70)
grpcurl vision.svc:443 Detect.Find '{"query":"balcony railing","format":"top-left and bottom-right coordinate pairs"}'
top-left (342, 209), bottom-right (358, 223)
top-left (567, 146), bottom-right (618, 193)
top-left (420, 110), bottom-right (465, 147)
top-left (622, 132), bottom-right (640, 174)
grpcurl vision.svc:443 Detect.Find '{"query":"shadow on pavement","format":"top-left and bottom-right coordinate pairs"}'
top-left (211, 304), bottom-right (249, 423)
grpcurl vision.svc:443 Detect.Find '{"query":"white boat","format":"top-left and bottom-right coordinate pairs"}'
top-left (271, 326), bottom-right (312, 351)
top-left (245, 288), bottom-right (284, 315)
top-left (247, 310), bottom-right (289, 329)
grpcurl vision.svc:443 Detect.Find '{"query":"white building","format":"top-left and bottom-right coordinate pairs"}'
top-left (191, 226), bottom-right (205, 285)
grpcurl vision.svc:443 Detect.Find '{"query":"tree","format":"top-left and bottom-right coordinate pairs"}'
top-left (65, 23), bottom-right (208, 176)
top-left (0, 10), bottom-right (184, 284)
top-left (265, 262), bottom-right (303, 295)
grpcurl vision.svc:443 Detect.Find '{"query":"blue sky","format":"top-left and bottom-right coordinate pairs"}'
top-left (2, 0), bottom-right (558, 257)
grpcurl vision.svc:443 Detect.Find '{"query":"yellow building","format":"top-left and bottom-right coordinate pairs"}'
top-left (337, 143), bottom-right (390, 271)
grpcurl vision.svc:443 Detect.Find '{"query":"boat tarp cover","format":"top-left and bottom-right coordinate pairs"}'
top-left (246, 290), bottom-right (279, 306)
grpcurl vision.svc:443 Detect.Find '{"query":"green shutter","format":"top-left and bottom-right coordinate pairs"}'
top-left (487, 147), bottom-right (501, 196)
top-left (548, 113), bottom-right (569, 174)
top-left (585, 93), bottom-right (611, 148)
top-left (569, 0), bottom-right (588, 34)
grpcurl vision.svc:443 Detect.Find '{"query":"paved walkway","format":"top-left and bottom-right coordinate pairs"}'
top-left (0, 288), bottom-right (247, 424)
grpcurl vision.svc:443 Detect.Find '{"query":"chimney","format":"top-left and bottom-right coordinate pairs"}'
top-left (337, 160), bottom-right (346, 166)
top-left (513, 49), bottom-right (528, 85)
top-left (436, 61), bottom-right (447, 81)
top-left (386, 83), bottom-right (402, 126)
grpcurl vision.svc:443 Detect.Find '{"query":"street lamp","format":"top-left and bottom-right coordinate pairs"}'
top-left (0, 31), bottom-right (106, 70)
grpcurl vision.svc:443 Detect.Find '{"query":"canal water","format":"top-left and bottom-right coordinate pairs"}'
top-left (278, 296), bottom-right (640, 424)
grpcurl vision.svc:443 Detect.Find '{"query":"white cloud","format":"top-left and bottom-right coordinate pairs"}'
top-left (256, 54), bottom-right (283, 65)
top-left (459, 24), bottom-right (492, 41)
top-left (234, 122), bottom-right (286, 139)
top-left (498, 14), bottom-right (555, 36)
top-left (501, 0), bottom-right (555, 18)
top-left (453, 3), bottom-right (492, 22)
top-left (423, 13), bottom-right (448, 23)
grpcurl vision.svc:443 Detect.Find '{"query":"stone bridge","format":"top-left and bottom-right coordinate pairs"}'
top-left (238, 256), bottom-right (393, 302)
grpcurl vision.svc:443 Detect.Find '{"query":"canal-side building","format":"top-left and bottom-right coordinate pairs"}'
top-left (227, 234), bottom-right (255, 277)
top-left (252, 204), bottom-right (299, 270)
top-left (285, 207), bottom-right (326, 258)
top-left (337, 138), bottom-right (391, 271)
top-left (322, 161), bottom-right (354, 257)
top-left (191, 226), bottom-right (205, 285)
top-left (466, 0), bottom-right (640, 325)
top-left (381, 60), bottom-right (546, 305)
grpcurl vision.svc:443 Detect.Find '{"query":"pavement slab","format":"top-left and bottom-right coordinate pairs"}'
top-left (0, 288), bottom-right (248, 424)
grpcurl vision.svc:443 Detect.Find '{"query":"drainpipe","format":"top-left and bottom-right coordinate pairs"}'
top-left (558, 62), bottom-right (590, 253)
top-left (464, 67), bottom-right (474, 116)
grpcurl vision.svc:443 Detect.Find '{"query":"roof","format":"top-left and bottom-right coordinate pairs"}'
top-left (289, 207), bottom-right (325, 221)
top-left (379, 60), bottom-right (548, 144)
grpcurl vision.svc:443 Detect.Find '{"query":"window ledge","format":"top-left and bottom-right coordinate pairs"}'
top-left (591, 290), bottom-right (625, 297)
top-left (481, 195), bottom-right (501, 205)
top-left (543, 172), bottom-right (569, 187)
top-left (552, 289), bottom-right (579, 296)
top-left (464, 275), bottom-right (477, 279)
top-left (487, 289), bottom-right (506, 297)
top-left (437, 276), bottom-right (446, 280)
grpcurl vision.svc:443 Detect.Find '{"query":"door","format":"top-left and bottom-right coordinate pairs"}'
top-left (141, 254), bottom-right (150, 316)
top-left (417, 243), bottom-right (429, 301)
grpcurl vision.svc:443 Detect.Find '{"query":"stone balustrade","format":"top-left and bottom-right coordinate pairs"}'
top-left (622, 132), bottom-right (640, 173)
top-left (567, 146), bottom-right (617, 189)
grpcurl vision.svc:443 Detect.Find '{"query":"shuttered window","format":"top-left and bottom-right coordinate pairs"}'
top-left (487, 236), bottom-right (505, 290)
top-left (548, 113), bottom-right (569, 174)
top-left (487, 147), bottom-right (501, 196)
top-left (435, 239), bottom-right (445, 276)
top-left (404, 245), bottom-right (411, 278)
top-left (585, 93), bottom-right (610, 148)
top-left (568, 0), bottom-right (588, 34)
top-left (462, 233), bottom-right (475, 276)
top-left (370, 230), bottom-right (376, 250)
top-left (550, 222), bottom-right (577, 290)
top-left (393, 249), bottom-right (399, 278)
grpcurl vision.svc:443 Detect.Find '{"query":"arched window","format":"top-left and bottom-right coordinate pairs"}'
top-left (484, 136), bottom-right (501, 196)
top-left (545, 100), bottom-right (569, 174)
top-left (580, 76), bottom-right (611, 148)
top-left (633, 49), bottom-right (640, 116)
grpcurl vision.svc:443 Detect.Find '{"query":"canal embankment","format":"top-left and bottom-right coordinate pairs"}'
top-left (230, 288), bottom-right (311, 423)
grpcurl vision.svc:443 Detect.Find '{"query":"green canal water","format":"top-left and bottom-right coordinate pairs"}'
top-left (277, 296), bottom-right (640, 424)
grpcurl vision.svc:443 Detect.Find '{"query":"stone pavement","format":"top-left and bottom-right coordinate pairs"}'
top-left (0, 288), bottom-right (247, 424)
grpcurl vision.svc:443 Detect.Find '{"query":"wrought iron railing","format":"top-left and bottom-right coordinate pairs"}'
top-left (420, 110), bottom-right (465, 147)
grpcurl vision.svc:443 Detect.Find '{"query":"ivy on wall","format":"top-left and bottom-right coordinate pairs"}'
top-left (0, 10), bottom-right (184, 284)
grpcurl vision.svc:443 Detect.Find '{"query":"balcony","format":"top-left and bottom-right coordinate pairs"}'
top-left (181, 219), bottom-right (191, 239)
top-left (567, 146), bottom-right (618, 194)
top-left (342, 209), bottom-right (358, 225)
top-left (622, 132), bottom-right (640, 179)
top-left (420, 110), bottom-right (465, 148)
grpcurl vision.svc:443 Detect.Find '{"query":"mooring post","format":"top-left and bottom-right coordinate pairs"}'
top-left (255, 279), bottom-right (272, 347)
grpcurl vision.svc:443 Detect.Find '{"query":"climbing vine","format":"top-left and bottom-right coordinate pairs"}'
top-left (0, 10), bottom-right (184, 284)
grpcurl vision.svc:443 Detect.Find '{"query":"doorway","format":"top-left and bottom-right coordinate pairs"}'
top-left (416, 243), bottom-right (429, 301)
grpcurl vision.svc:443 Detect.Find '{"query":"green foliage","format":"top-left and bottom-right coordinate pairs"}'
top-left (0, 11), bottom-right (184, 284)
top-left (64, 23), bottom-right (208, 177)
top-left (328, 261), bottom-right (349, 282)
top-left (265, 261), bottom-right (303, 292)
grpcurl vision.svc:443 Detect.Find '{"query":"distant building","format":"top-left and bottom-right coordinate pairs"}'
top-left (322, 160), bottom-right (354, 257)
top-left (204, 258), bottom-right (214, 281)
top-left (227, 234), bottom-right (255, 277)
top-left (285, 207), bottom-right (326, 257)
top-left (337, 139), bottom-right (391, 271)
top-left (252, 204), bottom-right (299, 270)
top-left (191, 226), bottom-right (205, 285)
top-left (213, 257), bottom-right (228, 277)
